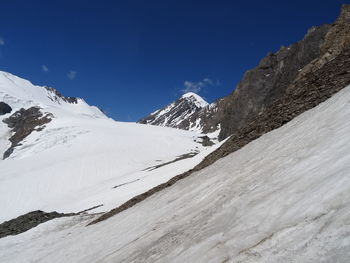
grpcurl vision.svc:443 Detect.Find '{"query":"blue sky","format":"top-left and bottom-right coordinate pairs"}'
top-left (0, 0), bottom-right (345, 121)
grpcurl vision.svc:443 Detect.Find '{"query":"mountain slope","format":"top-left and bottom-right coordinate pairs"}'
top-left (0, 71), bottom-right (105, 158)
top-left (138, 14), bottom-right (334, 139)
top-left (149, 5), bottom-right (349, 141)
top-left (0, 72), bottom-right (220, 223)
top-left (0, 5), bottom-right (349, 262)
top-left (2, 83), bottom-right (350, 263)
top-left (138, 92), bottom-right (211, 132)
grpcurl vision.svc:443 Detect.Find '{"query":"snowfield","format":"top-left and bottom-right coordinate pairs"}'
top-left (0, 71), bottom-right (222, 222)
top-left (1, 80), bottom-right (350, 262)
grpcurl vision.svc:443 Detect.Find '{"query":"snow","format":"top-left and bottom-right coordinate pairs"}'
top-left (1, 81), bottom-right (350, 262)
top-left (0, 71), bottom-right (222, 223)
top-left (0, 71), bottom-right (105, 119)
top-left (181, 92), bottom-right (209, 108)
top-left (149, 92), bottom-right (207, 119)
top-left (143, 92), bottom-right (210, 134)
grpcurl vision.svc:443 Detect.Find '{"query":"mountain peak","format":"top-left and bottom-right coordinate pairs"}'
top-left (181, 92), bottom-right (209, 108)
top-left (138, 92), bottom-right (212, 132)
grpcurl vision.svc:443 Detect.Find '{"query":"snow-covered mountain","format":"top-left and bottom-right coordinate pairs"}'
top-left (2, 82), bottom-right (350, 262)
top-left (138, 92), bottom-right (211, 132)
top-left (0, 71), bottom-right (220, 223)
top-left (0, 71), bottom-right (106, 159)
top-left (0, 71), bottom-right (104, 117)
top-left (0, 5), bottom-right (350, 262)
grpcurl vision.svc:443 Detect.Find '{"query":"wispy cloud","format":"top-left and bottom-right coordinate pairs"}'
top-left (182, 78), bottom-right (220, 94)
top-left (41, 65), bottom-right (49, 72)
top-left (67, 71), bottom-right (77, 80)
top-left (0, 37), bottom-right (5, 46)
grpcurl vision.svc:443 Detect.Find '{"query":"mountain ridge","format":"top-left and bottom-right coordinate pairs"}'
top-left (138, 7), bottom-right (347, 140)
top-left (138, 92), bottom-right (213, 133)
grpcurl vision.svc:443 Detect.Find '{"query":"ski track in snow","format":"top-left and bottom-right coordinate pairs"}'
top-left (1, 79), bottom-right (350, 262)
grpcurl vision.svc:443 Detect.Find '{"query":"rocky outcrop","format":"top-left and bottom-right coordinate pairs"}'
top-left (138, 92), bottom-right (209, 132)
top-left (44, 86), bottom-right (78, 104)
top-left (2, 107), bottom-right (53, 159)
top-left (0, 102), bottom-right (12, 115)
top-left (139, 8), bottom-right (335, 139)
top-left (198, 46), bottom-right (350, 170)
top-left (217, 23), bottom-right (331, 140)
top-left (216, 4), bottom-right (350, 140)
top-left (0, 211), bottom-right (69, 239)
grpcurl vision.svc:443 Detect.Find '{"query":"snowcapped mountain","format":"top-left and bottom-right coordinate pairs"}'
top-left (0, 71), bottom-right (104, 117)
top-left (2, 83), bottom-right (350, 262)
top-left (0, 5), bottom-right (350, 263)
top-left (138, 92), bottom-right (212, 132)
top-left (0, 71), bottom-right (220, 223)
top-left (0, 71), bottom-right (106, 159)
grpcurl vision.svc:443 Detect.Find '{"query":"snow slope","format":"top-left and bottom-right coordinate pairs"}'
top-left (0, 71), bottom-right (221, 222)
top-left (1, 83), bottom-right (350, 262)
top-left (0, 71), bottom-right (104, 118)
top-left (181, 92), bottom-right (209, 108)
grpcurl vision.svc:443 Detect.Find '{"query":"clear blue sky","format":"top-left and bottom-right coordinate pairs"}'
top-left (0, 0), bottom-right (346, 121)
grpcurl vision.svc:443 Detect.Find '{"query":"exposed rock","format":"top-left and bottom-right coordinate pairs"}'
top-left (2, 107), bottom-right (53, 159)
top-left (198, 47), bottom-right (350, 171)
top-left (186, 98), bottom-right (224, 134)
top-left (0, 102), bottom-right (12, 115)
top-left (139, 12), bottom-right (334, 140)
top-left (90, 6), bottom-right (350, 225)
top-left (198, 135), bottom-right (214, 146)
top-left (44, 86), bottom-right (78, 104)
top-left (138, 92), bottom-right (209, 132)
top-left (90, 46), bottom-right (350, 226)
top-left (217, 23), bottom-right (331, 140)
top-left (142, 151), bottom-right (199, 172)
top-left (216, 4), bottom-right (350, 141)
top-left (0, 210), bottom-right (72, 239)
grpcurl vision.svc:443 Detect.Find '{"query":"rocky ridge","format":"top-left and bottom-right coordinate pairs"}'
top-left (44, 86), bottom-right (78, 104)
top-left (0, 102), bottom-right (12, 115)
top-left (139, 20), bottom-right (332, 139)
top-left (138, 92), bottom-right (210, 132)
top-left (0, 211), bottom-right (69, 239)
top-left (200, 4), bottom-right (350, 167)
top-left (90, 5), bottom-right (350, 225)
top-left (2, 107), bottom-right (53, 159)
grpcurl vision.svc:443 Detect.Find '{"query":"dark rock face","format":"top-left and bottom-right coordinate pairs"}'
top-left (142, 19), bottom-right (332, 138)
top-left (44, 86), bottom-right (78, 104)
top-left (138, 93), bottom-right (208, 131)
top-left (188, 98), bottom-right (226, 134)
top-left (199, 47), bottom-right (350, 171)
top-left (217, 24), bottom-right (331, 140)
top-left (139, 6), bottom-right (349, 141)
top-left (198, 135), bottom-right (214, 147)
top-left (2, 107), bottom-right (53, 159)
top-left (0, 211), bottom-right (68, 239)
top-left (215, 5), bottom-right (350, 141)
top-left (0, 102), bottom-right (12, 115)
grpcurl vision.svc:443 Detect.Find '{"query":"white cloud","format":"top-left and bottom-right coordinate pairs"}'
top-left (41, 65), bottom-right (49, 72)
top-left (182, 78), bottom-right (220, 94)
top-left (67, 71), bottom-right (77, 80)
top-left (0, 37), bottom-right (5, 46)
